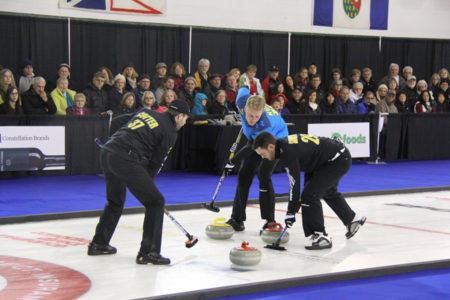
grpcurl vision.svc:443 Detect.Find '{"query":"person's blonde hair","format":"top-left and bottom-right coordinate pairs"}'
top-left (246, 95), bottom-right (265, 111)
top-left (160, 89), bottom-right (177, 106)
top-left (74, 93), bottom-right (86, 102)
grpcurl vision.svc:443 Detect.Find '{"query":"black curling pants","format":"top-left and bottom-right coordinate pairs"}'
top-left (300, 149), bottom-right (355, 237)
top-left (230, 150), bottom-right (278, 223)
top-left (92, 149), bottom-right (165, 254)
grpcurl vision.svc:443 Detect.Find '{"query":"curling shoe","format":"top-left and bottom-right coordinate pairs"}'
top-left (136, 252), bottom-right (171, 265)
top-left (305, 232), bottom-right (332, 250)
top-left (346, 215), bottom-right (367, 239)
top-left (87, 242), bottom-right (117, 256)
top-left (226, 218), bottom-right (245, 232)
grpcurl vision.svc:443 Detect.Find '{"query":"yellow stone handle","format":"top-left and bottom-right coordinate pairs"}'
top-left (213, 218), bottom-right (229, 227)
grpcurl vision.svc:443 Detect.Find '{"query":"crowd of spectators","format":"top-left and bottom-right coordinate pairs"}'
top-left (0, 59), bottom-right (449, 117)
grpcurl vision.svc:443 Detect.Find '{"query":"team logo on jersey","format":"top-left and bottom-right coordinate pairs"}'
top-left (343, 0), bottom-right (361, 19)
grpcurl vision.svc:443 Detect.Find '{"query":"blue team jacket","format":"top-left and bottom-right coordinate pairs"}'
top-left (236, 87), bottom-right (288, 140)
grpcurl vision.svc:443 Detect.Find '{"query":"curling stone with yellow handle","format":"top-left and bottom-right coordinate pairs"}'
top-left (260, 222), bottom-right (289, 244)
top-left (205, 218), bottom-right (235, 240)
top-left (229, 241), bottom-right (262, 266)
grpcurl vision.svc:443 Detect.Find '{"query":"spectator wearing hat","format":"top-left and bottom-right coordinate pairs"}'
top-left (270, 83), bottom-right (287, 105)
top-left (83, 72), bottom-right (108, 115)
top-left (194, 58), bottom-right (211, 92)
top-left (261, 65), bottom-right (282, 103)
top-left (151, 62), bottom-right (167, 90)
top-left (336, 86), bottom-right (357, 114)
top-left (376, 84), bottom-right (388, 103)
top-left (177, 75), bottom-right (197, 109)
top-left (169, 62), bottom-right (186, 91)
top-left (204, 73), bottom-right (222, 102)
top-left (404, 75), bottom-right (418, 112)
top-left (122, 64), bottom-right (139, 91)
top-left (46, 63), bottom-right (78, 93)
top-left (108, 74), bottom-right (127, 111)
top-left (0, 68), bottom-right (17, 105)
top-left (133, 74), bottom-right (153, 108)
top-left (240, 64), bottom-right (264, 97)
top-left (376, 89), bottom-right (398, 117)
top-left (416, 79), bottom-right (430, 100)
top-left (50, 77), bottom-right (76, 115)
top-left (22, 77), bottom-right (56, 115)
top-left (191, 92), bottom-right (208, 115)
top-left (155, 76), bottom-right (175, 103)
top-left (414, 90), bottom-right (436, 113)
top-left (18, 60), bottom-right (36, 94)
top-left (361, 67), bottom-right (376, 94)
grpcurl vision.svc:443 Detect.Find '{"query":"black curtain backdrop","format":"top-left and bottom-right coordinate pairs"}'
top-left (191, 29), bottom-right (288, 78)
top-left (0, 15), bottom-right (68, 84)
top-left (0, 14), bottom-right (448, 98)
top-left (380, 38), bottom-right (450, 82)
top-left (290, 34), bottom-right (381, 88)
top-left (70, 20), bottom-right (189, 90)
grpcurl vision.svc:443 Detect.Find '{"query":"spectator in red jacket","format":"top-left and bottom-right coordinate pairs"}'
top-left (261, 65), bottom-right (281, 103)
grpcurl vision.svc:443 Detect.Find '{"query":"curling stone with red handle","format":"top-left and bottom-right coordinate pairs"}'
top-left (260, 222), bottom-right (289, 244)
top-left (205, 218), bottom-right (235, 240)
top-left (229, 241), bottom-right (262, 266)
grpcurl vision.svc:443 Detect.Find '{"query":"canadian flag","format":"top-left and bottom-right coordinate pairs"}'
top-left (59, 0), bottom-right (166, 15)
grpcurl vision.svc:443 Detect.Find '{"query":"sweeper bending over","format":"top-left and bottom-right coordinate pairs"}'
top-left (225, 87), bottom-right (288, 232)
top-left (88, 100), bottom-right (190, 264)
top-left (252, 131), bottom-right (366, 250)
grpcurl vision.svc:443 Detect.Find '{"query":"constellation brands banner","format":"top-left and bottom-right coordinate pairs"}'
top-left (308, 122), bottom-right (370, 158)
top-left (0, 126), bottom-right (65, 171)
top-left (313, 0), bottom-right (389, 30)
top-left (59, 0), bottom-right (166, 15)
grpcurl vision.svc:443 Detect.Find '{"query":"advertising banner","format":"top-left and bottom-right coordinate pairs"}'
top-left (0, 126), bottom-right (65, 171)
top-left (308, 122), bottom-right (370, 158)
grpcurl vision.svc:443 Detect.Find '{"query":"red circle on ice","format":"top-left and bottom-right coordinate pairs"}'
top-left (0, 255), bottom-right (90, 299)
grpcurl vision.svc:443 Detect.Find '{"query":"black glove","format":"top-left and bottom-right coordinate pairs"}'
top-left (224, 162), bottom-right (235, 175)
top-left (285, 213), bottom-right (296, 228)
